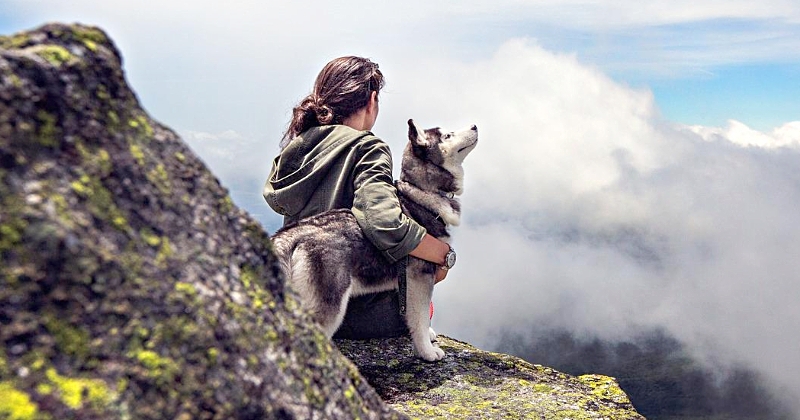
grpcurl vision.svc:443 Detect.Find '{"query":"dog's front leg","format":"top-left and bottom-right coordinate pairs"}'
top-left (405, 261), bottom-right (445, 361)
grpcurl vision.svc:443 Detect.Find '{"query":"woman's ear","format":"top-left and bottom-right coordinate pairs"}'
top-left (368, 91), bottom-right (379, 112)
top-left (365, 91), bottom-right (379, 129)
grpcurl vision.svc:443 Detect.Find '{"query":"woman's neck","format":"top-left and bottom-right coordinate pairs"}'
top-left (342, 91), bottom-right (378, 131)
top-left (342, 108), bottom-right (370, 131)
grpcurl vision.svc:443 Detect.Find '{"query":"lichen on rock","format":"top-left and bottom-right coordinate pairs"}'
top-left (337, 335), bottom-right (645, 419)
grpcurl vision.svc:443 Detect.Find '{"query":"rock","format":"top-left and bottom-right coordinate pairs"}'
top-left (0, 23), bottom-right (400, 419)
top-left (337, 335), bottom-right (645, 419)
top-left (0, 22), bottom-right (645, 420)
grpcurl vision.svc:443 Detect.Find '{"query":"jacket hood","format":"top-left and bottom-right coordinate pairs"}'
top-left (263, 125), bottom-right (370, 217)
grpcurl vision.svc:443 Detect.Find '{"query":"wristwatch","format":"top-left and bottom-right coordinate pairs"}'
top-left (442, 246), bottom-right (457, 270)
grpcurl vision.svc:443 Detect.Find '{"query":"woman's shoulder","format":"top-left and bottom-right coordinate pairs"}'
top-left (323, 125), bottom-right (388, 154)
top-left (354, 128), bottom-right (389, 146)
top-left (297, 125), bottom-right (383, 152)
top-left (328, 124), bottom-right (383, 140)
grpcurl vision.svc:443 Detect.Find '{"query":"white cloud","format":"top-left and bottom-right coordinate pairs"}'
top-left (325, 0), bottom-right (800, 28)
top-left (178, 128), bottom-right (280, 229)
top-left (381, 39), bottom-right (668, 220)
top-left (389, 39), bottom-right (800, 412)
top-left (178, 128), bottom-right (267, 186)
top-left (689, 120), bottom-right (800, 148)
top-left (5, 0), bottom-right (800, 85)
top-left (527, 0), bottom-right (800, 27)
top-left (774, 121), bottom-right (800, 143)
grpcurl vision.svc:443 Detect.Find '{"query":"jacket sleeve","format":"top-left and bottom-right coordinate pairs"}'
top-left (351, 137), bottom-right (426, 263)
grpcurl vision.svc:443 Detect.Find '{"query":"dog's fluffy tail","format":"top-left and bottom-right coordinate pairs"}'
top-left (270, 235), bottom-right (295, 282)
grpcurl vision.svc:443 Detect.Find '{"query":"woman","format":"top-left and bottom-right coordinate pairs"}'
top-left (263, 56), bottom-right (452, 339)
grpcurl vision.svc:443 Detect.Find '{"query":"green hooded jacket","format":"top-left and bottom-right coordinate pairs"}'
top-left (263, 125), bottom-right (426, 263)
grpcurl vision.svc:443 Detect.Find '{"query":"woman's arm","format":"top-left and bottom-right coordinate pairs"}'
top-left (409, 234), bottom-right (451, 284)
top-left (351, 138), bottom-right (427, 262)
top-left (351, 136), bottom-right (453, 283)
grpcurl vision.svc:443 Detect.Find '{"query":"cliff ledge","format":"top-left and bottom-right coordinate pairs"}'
top-left (338, 335), bottom-right (644, 419)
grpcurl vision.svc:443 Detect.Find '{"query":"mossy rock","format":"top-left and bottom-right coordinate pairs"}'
top-left (0, 23), bottom-right (400, 419)
top-left (337, 335), bottom-right (645, 419)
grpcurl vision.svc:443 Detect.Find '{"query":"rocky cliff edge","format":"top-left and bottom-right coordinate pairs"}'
top-left (0, 23), bottom-right (644, 419)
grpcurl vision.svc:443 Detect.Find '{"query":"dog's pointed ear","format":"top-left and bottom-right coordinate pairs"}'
top-left (408, 119), bottom-right (429, 148)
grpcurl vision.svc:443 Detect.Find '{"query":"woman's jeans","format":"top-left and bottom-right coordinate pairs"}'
top-left (332, 290), bottom-right (409, 339)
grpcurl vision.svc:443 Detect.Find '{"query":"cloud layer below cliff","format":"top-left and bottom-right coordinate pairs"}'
top-left (405, 40), bottom-right (800, 413)
top-left (160, 31), bottom-right (800, 413)
top-left (182, 41), bottom-right (800, 412)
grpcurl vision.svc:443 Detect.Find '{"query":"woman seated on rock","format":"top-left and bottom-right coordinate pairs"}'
top-left (263, 56), bottom-right (451, 338)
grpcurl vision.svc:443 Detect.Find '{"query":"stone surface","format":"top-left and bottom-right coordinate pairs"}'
top-left (0, 23), bottom-right (400, 420)
top-left (338, 335), bottom-right (646, 419)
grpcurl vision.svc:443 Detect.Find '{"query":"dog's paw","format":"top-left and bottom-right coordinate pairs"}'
top-left (414, 343), bottom-right (446, 362)
top-left (428, 327), bottom-right (438, 342)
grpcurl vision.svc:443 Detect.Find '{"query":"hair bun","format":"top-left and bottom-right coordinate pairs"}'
top-left (297, 96), bottom-right (317, 113)
top-left (316, 104), bottom-right (334, 125)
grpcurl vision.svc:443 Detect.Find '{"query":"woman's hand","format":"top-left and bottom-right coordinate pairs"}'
top-left (409, 234), bottom-right (453, 285)
top-left (434, 267), bottom-right (448, 284)
top-left (409, 234), bottom-right (450, 265)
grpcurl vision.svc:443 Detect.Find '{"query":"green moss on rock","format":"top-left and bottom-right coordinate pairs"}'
top-left (0, 382), bottom-right (38, 420)
top-left (43, 316), bottom-right (90, 361)
top-left (30, 44), bottom-right (74, 66)
top-left (154, 236), bottom-right (172, 267)
top-left (128, 114), bottom-right (154, 139)
top-left (44, 368), bottom-right (114, 410)
top-left (71, 26), bottom-right (107, 46)
top-left (0, 219), bottom-right (26, 253)
top-left (139, 227), bottom-right (161, 247)
top-left (0, 33), bottom-right (31, 49)
top-left (69, 173), bottom-right (130, 232)
top-left (129, 143), bottom-right (145, 165)
top-left (34, 111), bottom-right (60, 147)
top-left (131, 350), bottom-right (179, 386)
top-left (218, 195), bottom-right (234, 213)
top-left (337, 336), bottom-right (645, 419)
top-left (75, 142), bottom-right (112, 177)
top-left (146, 163), bottom-right (171, 194)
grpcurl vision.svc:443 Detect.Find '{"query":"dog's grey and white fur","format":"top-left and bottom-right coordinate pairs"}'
top-left (271, 119), bottom-right (478, 361)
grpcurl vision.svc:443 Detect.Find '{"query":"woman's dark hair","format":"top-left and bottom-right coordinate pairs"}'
top-left (281, 56), bottom-right (385, 147)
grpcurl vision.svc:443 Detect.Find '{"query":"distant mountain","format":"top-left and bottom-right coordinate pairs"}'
top-left (498, 327), bottom-right (795, 419)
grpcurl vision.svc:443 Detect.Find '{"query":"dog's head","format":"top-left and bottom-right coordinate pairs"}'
top-left (401, 119), bottom-right (478, 195)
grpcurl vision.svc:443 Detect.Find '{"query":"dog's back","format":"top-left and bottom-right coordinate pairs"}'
top-left (271, 209), bottom-right (397, 332)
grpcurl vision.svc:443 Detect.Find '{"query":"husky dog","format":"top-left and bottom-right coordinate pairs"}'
top-left (271, 119), bottom-right (478, 361)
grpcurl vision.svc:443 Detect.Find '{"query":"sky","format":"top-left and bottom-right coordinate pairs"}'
top-left (3, 0), bottom-right (800, 414)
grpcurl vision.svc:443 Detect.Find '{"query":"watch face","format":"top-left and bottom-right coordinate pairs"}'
top-left (446, 250), bottom-right (457, 268)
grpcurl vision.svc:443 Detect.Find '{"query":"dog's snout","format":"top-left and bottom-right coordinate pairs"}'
top-left (470, 125), bottom-right (478, 131)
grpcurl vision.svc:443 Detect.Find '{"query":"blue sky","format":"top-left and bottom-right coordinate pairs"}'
top-left (2, 1), bottom-right (799, 133)
top-left (4, 0), bottom-right (800, 413)
top-left (650, 63), bottom-right (800, 130)
top-left (509, 15), bottom-right (800, 131)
